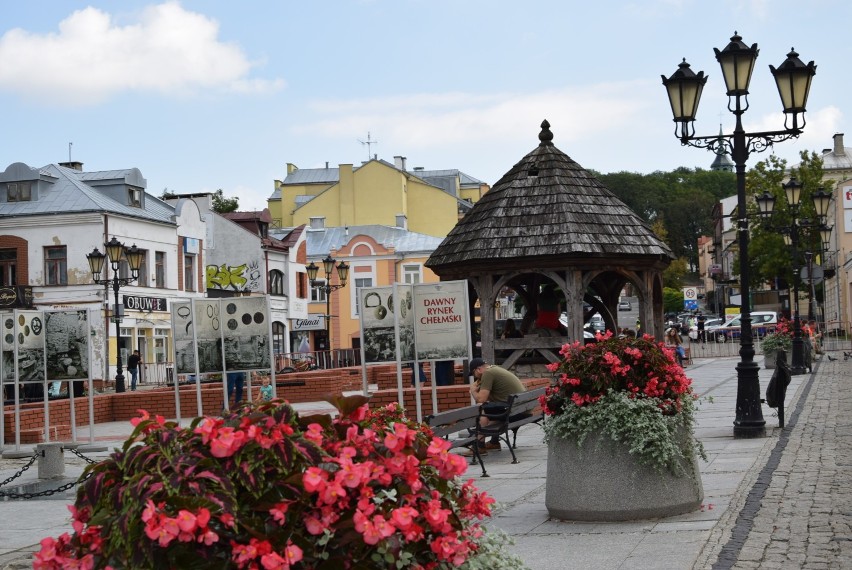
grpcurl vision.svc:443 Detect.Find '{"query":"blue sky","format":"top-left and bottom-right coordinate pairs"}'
top-left (0, 1), bottom-right (849, 211)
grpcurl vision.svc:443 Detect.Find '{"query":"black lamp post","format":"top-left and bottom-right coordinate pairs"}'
top-left (306, 255), bottom-right (349, 351)
top-left (662, 32), bottom-right (816, 438)
top-left (86, 237), bottom-right (143, 393)
top-left (756, 179), bottom-right (832, 374)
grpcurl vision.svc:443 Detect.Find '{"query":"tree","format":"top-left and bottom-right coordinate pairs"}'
top-left (747, 152), bottom-right (831, 290)
top-left (160, 188), bottom-right (177, 199)
top-left (211, 189), bottom-right (239, 213)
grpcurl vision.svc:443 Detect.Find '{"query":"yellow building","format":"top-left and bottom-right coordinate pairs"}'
top-left (268, 157), bottom-right (488, 238)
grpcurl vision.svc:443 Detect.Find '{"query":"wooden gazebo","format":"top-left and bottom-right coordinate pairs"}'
top-left (425, 120), bottom-right (675, 372)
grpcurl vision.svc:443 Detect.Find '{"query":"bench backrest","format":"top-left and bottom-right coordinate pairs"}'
top-left (507, 387), bottom-right (546, 417)
top-left (425, 405), bottom-right (481, 439)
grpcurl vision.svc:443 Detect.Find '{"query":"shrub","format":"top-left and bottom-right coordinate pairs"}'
top-left (34, 396), bottom-right (519, 569)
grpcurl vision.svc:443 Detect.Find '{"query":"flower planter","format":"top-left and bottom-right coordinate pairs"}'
top-left (545, 428), bottom-right (704, 521)
top-left (764, 349), bottom-right (791, 369)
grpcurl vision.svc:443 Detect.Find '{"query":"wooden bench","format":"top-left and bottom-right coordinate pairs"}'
top-left (426, 404), bottom-right (488, 477)
top-left (478, 387), bottom-right (546, 464)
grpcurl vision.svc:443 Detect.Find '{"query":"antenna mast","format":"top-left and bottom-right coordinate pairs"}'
top-left (358, 132), bottom-right (378, 161)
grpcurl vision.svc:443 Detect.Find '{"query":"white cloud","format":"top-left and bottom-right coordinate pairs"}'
top-left (295, 81), bottom-right (652, 149)
top-left (0, 2), bottom-right (284, 106)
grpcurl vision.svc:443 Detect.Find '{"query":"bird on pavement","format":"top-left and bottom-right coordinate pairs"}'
top-left (827, 354), bottom-right (837, 361)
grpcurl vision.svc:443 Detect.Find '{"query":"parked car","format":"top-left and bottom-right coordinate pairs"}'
top-left (618, 300), bottom-right (632, 311)
top-left (586, 314), bottom-right (606, 333)
top-left (688, 318), bottom-right (724, 340)
top-left (707, 311), bottom-right (778, 342)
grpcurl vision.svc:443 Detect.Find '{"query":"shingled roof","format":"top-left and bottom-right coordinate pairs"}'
top-left (426, 120), bottom-right (674, 276)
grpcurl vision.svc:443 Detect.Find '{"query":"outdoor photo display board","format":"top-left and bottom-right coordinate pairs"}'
top-left (172, 301), bottom-right (195, 374)
top-left (413, 281), bottom-right (471, 361)
top-left (1, 313), bottom-right (14, 386)
top-left (360, 286), bottom-right (396, 364)
top-left (222, 296), bottom-right (270, 371)
top-left (171, 298), bottom-right (272, 374)
top-left (45, 310), bottom-right (89, 380)
top-left (193, 299), bottom-right (224, 374)
top-left (395, 284), bottom-right (415, 362)
top-left (15, 310), bottom-right (45, 385)
top-left (358, 281), bottom-right (470, 364)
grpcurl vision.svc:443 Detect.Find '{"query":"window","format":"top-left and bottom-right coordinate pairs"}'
top-left (296, 272), bottom-right (307, 299)
top-left (44, 246), bottom-right (67, 286)
top-left (128, 187), bottom-right (142, 207)
top-left (155, 252), bottom-right (165, 288)
top-left (272, 321), bottom-right (286, 355)
top-left (269, 270), bottom-right (285, 296)
top-left (184, 254), bottom-right (195, 292)
top-left (0, 249), bottom-right (16, 286)
top-left (7, 182), bottom-right (32, 202)
top-left (353, 277), bottom-right (373, 315)
top-left (118, 251), bottom-right (146, 282)
top-left (403, 264), bottom-right (421, 284)
top-left (310, 278), bottom-right (327, 302)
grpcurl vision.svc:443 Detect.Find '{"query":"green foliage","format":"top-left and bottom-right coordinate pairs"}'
top-left (598, 168), bottom-right (735, 272)
top-left (748, 152), bottom-right (833, 288)
top-left (663, 287), bottom-right (684, 313)
top-left (211, 188), bottom-right (240, 213)
top-left (662, 257), bottom-right (688, 289)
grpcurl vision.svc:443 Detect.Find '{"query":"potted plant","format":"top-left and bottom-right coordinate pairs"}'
top-left (34, 396), bottom-right (529, 569)
top-left (540, 332), bottom-right (705, 521)
top-left (761, 319), bottom-right (793, 369)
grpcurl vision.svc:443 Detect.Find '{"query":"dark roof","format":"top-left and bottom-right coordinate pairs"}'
top-left (426, 120), bottom-right (674, 274)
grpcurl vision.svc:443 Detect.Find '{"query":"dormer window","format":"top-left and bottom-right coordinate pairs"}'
top-left (128, 187), bottom-right (142, 208)
top-left (7, 182), bottom-right (32, 202)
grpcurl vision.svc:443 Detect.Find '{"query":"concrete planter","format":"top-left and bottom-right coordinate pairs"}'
top-left (545, 429), bottom-right (704, 521)
top-left (764, 349), bottom-right (791, 369)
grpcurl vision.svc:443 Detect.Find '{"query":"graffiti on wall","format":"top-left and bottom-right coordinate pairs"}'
top-left (206, 260), bottom-right (263, 292)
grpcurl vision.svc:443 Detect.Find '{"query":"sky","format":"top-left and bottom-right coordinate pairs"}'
top-left (0, 1), bottom-right (849, 212)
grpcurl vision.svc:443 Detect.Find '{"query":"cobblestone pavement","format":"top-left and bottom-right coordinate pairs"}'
top-left (699, 357), bottom-right (852, 569)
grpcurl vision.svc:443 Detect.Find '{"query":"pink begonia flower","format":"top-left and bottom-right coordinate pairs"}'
top-left (175, 510), bottom-right (197, 533)
top-left (390, 506), bottom-right (419, 530)
top-left (209, 427), bottom-right (247, 458)
top-left (303, 467), bottom-right (327, 493)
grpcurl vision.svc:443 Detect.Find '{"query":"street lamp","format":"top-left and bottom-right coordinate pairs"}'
top-left (756, 178), bottom-right (832, 374)
top-left (86, 237), bottom-right (143, 393)
top-left (662, 32), bottom-right (816, 438)
top-left (306, 255), bottom-right (349, 351)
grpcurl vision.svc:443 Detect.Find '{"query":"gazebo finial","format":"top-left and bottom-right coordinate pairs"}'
top-left (539, 120), bottom-right (554, 146)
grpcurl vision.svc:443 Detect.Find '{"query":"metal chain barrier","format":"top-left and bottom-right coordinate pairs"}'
top-left (0, 448), bottom-right (102, 500)
top-left (0, 451), bottom-right (39, 488)
top-left (68, 447), bottom-right (99, 464)
top-left (0, 470), bottom-right (93, 500)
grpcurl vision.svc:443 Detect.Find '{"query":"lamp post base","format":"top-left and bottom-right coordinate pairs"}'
top-left (791, 336), bottom-right (806, 376)
top-left (115, 372), bottom-right (126, 393)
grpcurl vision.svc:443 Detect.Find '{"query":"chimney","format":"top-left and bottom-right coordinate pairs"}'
top-left (834, 133), bottom-right (845, 156)
top-left (309, 216), bottom-right (326, 230)
top-left (393, 156), bottom-right (407, 171)
top-left (286, 163), bottom-right (298, 174)
top-left (395, 214), bottom-right (407, 229)
top-left (58, 161), bottom-right (84, 171)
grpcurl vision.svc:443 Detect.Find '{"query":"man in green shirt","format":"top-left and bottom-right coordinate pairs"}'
top-left (468, 358), bottom-right (526, 450)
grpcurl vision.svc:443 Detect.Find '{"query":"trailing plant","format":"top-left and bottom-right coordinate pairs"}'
top-left (34, 396), bottom-right (522, 569)
top-left (540, 332), bottom-right (705, 476)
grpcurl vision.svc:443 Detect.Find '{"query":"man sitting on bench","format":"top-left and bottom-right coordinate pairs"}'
top-left (468, 358), bottom-right (526, 452)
